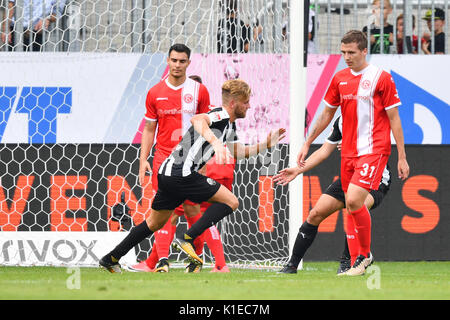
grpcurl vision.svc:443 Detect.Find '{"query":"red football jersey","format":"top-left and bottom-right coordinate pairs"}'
top-left (323, 64), bottom-right (401, 157)
top-left (205, 148), bottom-right (236, 181)
top-left (145, 78), bottom-right (211, 156)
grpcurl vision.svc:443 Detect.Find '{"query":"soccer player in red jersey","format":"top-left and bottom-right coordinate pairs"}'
top-left (130, 44), bottom-right (211, 273)
top-left (128, 59), bottom-right (230, 273)
top-left (275, 116), bottom-right (391, 275)
top-left (296, 30), bottom-right (409, 276)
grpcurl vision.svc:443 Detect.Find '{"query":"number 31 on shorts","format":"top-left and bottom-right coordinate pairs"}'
top-left (360, 163), bottom-right (376, 178)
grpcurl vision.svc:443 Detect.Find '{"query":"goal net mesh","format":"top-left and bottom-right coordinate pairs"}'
top-left (0, 0), bottom-right (292, 269)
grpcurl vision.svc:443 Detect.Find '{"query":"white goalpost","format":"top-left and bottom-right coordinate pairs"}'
top-left (288, 0), bottom-right (306, 270)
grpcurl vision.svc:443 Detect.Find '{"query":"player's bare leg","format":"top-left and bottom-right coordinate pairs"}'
top-left (306, 194), bottom-right (345, 226)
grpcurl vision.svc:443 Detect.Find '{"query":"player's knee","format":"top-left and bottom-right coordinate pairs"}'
top-left (346, 197), bottom-right (364, 212)
top-left (147, 219), bottom-right (165, 232)
top-left (227, 196), bottom-right (239, 211)
top-left (183, 204), bottom-right (200, 217)
top-left (307, 208), bottom-right (324, 225)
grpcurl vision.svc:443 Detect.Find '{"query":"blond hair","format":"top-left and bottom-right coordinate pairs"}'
top-left (222, 79), bottom-right (251, 105)
top-left (372, 0), bottom-right (392, 8)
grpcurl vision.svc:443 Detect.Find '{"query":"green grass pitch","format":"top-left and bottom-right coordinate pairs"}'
top-left (0, 261), bottom-right (449, 300)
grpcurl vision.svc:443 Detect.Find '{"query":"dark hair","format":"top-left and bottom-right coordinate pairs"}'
top-left (168, 43), bottom-right (191, 59)
top-left (189, 75), bottom-right (202, 83)
top-left (397, 13), bottom-right (416, 29)
top-left (341, 30), bottom-right (368, 50)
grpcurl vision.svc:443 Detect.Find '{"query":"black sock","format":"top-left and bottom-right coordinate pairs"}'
top-left (289, 221), bottom-right (318, 268)
top-left (109, 222), bottom-right (153, 261)
top-left (185, 203), bottom-right (233, 240)
top-left (341, 234), bottom-right (350, 260)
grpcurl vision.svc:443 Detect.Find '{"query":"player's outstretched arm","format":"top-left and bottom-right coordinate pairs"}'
top-left (228, 128), bottom-right (286, 159)
top-left (297, 106), bottom-right (336, 167)
top-left (274, 142), bottom-right (337, 185)
top-left (139, 120), bottom-right (157, 186)
top-left (386, 107), bottom-right (410, 180)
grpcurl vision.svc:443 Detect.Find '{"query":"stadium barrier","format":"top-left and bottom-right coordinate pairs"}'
top-left (1, 52), bottom-right (449, 266)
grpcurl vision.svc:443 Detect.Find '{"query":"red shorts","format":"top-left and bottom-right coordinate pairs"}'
top-left (341, 154), bottom-right (389, 193)
top-left (152, 152), bottom-right (198, 215)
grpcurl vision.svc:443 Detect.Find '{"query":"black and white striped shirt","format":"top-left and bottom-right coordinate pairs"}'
top-left (326, 116), bottom-right (391, 189)
top-left (159, 107), bottom-right (239, 177)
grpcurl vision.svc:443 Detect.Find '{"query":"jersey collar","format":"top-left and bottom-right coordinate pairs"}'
top-left (165, 78), bottom-right (186, 90)
top-left (350, 64), bottom-right (372, 76)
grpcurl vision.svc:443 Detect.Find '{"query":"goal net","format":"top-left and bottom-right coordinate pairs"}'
top-left (0, 0), bottom-right (293, 269)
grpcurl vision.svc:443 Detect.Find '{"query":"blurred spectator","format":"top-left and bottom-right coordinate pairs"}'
top-left (362, 0), bottom-right (394, 54)
top-left (1, 0), bottom-right (65, 51)
top-left (282, 20), bottom-right (287, 41)
top-left (308, 6), bottom-right (318, 54)
top-left (252, 18), bottom-right (264, 52)
top-left (281, 7), bottom-right (317, 53)
top-left (396, 13), bottom-right (418, 54)
top-left (217, 0), bottom-right (250, 53)
top-left (421, 8), bottom-right (446, 55)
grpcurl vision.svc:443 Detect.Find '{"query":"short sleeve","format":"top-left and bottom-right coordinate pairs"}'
top-left (207, 108), bottom-right (230, 125)
top-left (144, 89), bottom-right (157, 121)
top-left (226, 122), bottom-right (240, 143)
top-left (326, 117), bottom-right (342, 144)
top-left (197, 84), bottom-right (211, 114)
top-left (379, 73), bottom-right (401, 110)
top-left (323, 75), bottom-right (341, 108)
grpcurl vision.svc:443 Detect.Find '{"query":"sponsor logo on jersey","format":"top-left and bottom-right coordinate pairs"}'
top-left (156, 97), bottom-right (169, 101)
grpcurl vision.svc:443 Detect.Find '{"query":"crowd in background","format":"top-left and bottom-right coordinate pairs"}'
top-left (0, 0), bottom-right (446, 54)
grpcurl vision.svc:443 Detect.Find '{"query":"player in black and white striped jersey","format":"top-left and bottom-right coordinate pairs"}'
top-left (157, 107), bottom-right (238, 178)
top-left (100, 79), bottom-right (286, 273)
top-left (274, 115), bottom-right (391, 275)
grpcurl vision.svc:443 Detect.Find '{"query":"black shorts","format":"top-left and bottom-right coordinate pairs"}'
top-left (323, 178), bottom-right (389, 210)
top-left (151, 172), bottom-right (221, 211)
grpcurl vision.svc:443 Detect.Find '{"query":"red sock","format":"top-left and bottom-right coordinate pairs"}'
top-left (204, 225), bottom-right (226, 268)
top-left (153, 219), bottom-right (174, 260)
top-left (145, 244), bottom-right (159, 269)
top-left (186, 214), bottom-right (204, 256)
top-left (349, 205), bottom-right (371, 257)
top-left (345, 213), bottom-right (359, 265)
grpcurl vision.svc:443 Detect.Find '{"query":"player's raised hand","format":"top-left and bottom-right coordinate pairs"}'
top-left (139, 160), bottom-right (152, 186)
top-left (273, 167), bottom-right (302, 186)
top-left (297, 144), bottom-right (310, 167)
top-left (266, 128), bottom-right (287, 148)
top-left (398, 158), bottom-right (410, 181)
